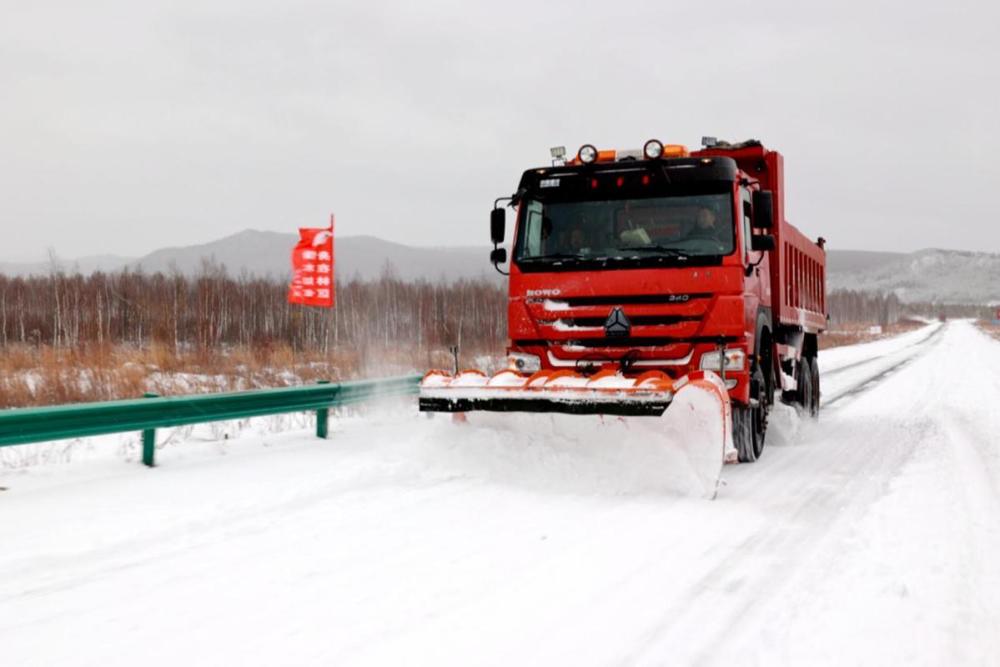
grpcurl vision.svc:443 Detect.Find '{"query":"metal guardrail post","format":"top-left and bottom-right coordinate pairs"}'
top-left (142, 392), bottom-right (158, 467)
top-left (315, 380), bottom-right (330, 439)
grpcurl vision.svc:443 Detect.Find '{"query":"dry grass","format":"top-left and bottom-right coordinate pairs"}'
top-left (0, 341), bottom-right (495, 409)
top-left (820, 318), bottom-right (927, 350)
top-left (8, 319), bottom-right (942, 409)
top-left (0, 319), bottom-right (946, 408)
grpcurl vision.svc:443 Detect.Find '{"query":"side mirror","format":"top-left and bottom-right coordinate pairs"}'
top-left (490, 208), bottom-right (506, 244)
top-left (752, 190), bottom-right (774, 228)
top-left (751, 234), bottom-right (776, 252)
top-left (490, 247), bottom-right (507, 264)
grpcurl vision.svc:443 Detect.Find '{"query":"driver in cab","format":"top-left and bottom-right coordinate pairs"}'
top-left (689, 206), bottom-right (721, 240)
top-left (683, 205), bottom-right (732, 253)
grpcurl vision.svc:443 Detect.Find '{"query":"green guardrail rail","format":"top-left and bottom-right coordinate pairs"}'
top-left (0, 374), bottom-right (422, 467)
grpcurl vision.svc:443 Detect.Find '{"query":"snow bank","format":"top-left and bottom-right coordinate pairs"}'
top-left (424, 383), bottom-right (726, 499)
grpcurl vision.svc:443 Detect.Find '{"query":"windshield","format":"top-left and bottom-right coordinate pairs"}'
top-left (514, 193), bottom-right (734, 265)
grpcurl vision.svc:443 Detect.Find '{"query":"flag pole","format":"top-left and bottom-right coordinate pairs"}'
top-left (330, 214), bottom-right (338, 355)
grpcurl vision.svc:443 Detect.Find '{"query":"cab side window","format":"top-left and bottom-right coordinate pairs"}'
top-left (522, 201), bottom-right (544, 257)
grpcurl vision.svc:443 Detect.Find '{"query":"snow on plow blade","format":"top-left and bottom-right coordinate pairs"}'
top-left (419, 368), bottom-right (736, 497)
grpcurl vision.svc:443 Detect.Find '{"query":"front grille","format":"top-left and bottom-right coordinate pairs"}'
top-left (560, 336), bottom-right (739, 348)
top-left (560, 315), bottom-right (697, 328)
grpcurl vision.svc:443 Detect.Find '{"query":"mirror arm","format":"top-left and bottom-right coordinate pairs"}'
top-left (495, 187), bottom-right (525, 210)
top-left (491, 245), bottom-right (509, 276)
top-left (744, 238), bottom-right (772, 277)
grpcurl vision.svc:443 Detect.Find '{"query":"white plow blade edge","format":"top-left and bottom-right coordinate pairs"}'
top-left (668, 371), bottom-right (736, 498)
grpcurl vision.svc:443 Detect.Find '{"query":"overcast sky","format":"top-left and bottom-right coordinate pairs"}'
top-left (2, 0), bottom-right (997, 261)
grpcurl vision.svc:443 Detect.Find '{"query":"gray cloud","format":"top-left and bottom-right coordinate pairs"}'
top-left (1, 0), bottom-right (997, 261)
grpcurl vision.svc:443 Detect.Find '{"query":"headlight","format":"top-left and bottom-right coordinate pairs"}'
top-left (577, 144), bottom-right (598, 164)
top-left (699, 349), bottom-right (746, 373)
top-left (508, 352), bottom-right (542, 373)
top-left (643, 139), bottom-right (664, 159)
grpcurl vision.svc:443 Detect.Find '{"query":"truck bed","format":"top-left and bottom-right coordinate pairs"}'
top-left (774, 218), bottom-right (826, 333)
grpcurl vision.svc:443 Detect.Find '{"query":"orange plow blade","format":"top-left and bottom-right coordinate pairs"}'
top-left (419, 369), bottom-right (676, 416)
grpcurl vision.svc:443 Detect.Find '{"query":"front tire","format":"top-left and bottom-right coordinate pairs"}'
top-left (733, 405), bottom-right (764, 462)
top-left (734, 364), bottom-right (768, 463)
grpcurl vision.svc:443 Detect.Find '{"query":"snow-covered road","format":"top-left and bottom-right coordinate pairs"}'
top-left (2, 321), bottom-right (999, 666)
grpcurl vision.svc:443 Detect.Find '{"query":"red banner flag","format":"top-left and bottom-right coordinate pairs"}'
top-left (288, 216), bottom-right (335, 307)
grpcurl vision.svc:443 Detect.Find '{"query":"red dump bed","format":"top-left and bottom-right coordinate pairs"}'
top-left (774, 217), bottom-right (826, 332)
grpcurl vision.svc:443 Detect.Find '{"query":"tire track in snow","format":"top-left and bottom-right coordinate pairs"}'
top-left (622, 413), bottom-right (928, 665)
top-left (821, 322), bottom-right (946, 407)
top-left (622, 324), bottom-right (955, 663)
top-left (701, 328), bottom-right (1000, 666)
top-left (819, 323), bottom-right (943, 377)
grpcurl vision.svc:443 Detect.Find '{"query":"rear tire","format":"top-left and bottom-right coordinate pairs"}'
top-left (799, 358), bottom-right (814, 415)
top-left (796, 356), bottom-right (820, 418)
top-left (807, 356), bottom-right (820, 418)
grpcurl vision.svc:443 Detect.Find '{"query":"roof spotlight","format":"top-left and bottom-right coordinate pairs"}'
top-left (577, 144), bottom-right (598, 164)
top-left (643, 139), bottom-right (664, 159)
top-left (550, 145), bottom-right (566, 166)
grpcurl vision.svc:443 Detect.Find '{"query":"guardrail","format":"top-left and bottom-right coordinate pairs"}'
top-left (0, 374), bottom-right (422, 467)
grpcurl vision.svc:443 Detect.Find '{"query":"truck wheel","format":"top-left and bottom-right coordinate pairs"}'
top-left (799, 358), bottom-right (814, 415)
top-left (807, 357), bottom-right (821, 417)
top-left (734, 364), bottom-right (767, 463)
top-left (797, 357), bottom-right (820, 418)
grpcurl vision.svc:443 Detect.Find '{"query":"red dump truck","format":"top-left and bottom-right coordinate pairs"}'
top-left (420, 138), bottom-right (826, 465)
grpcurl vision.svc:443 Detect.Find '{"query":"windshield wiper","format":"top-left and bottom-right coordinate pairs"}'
top-left (520, 253), bottom-right (587, 262)
top-left (616, 245), bottom-right (690, 259)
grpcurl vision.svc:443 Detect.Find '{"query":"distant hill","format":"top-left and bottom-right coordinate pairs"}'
top-left (0, 231), bottom-right (501, 284)
top-left (0, 253), bottom-right (134, 277)
top-left (3, 233), bottom-right (998, 303)
top-left (825, 250), bottom-right (905, 275)
top-left (826, 248), bottom-right (1000, 305)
